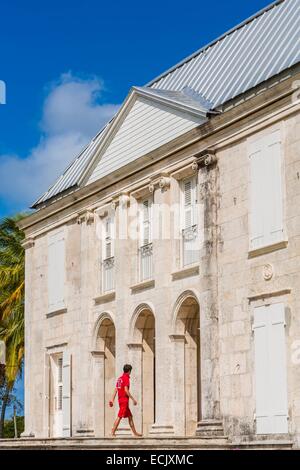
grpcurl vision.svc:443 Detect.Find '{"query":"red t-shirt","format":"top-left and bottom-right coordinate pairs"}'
top-left (116, 373), bottom-right (130, 401)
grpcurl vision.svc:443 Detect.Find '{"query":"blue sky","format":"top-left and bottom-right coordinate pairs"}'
top-left (0, 0), bottom-right (273, 416)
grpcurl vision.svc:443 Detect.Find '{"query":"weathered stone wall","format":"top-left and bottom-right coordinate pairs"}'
top-left (22, 85), bottom-right (300, 444)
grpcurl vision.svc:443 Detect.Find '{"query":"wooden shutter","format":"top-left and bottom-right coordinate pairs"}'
top-left (102, 215), bottom-right (114, 260)
top-left (253, 303), bottom-right (288, 434)
top-left (48, 230), bottom-right (65, 311)
top-left (181, 178), bottom-right (196, 229)
top-left (249, 140), bottom-right (265, 249)
top-left (62, 351), bottom-right (72, 437)
top-left (140, 199), bottom-right (152, 246)
top-left (44, 354), bottom-right (51, 437)
top-left (265, 130), bottom-right (283, 245)
top-left (249, 130), bottom-right (283, 250)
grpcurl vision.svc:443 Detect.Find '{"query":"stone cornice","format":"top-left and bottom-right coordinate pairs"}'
top-left (21, 238), bottom-right (35, 249)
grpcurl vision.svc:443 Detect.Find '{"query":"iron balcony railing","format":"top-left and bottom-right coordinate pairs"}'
top-left (102, 256), bottom-right (115, 292)
top-left (139, 242), bottom-right (153, 281)
top-left (182, 224), bottom-right (199, 267)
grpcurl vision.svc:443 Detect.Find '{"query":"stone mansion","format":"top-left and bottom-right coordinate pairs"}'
top-left (19, 0), bottom-right (300, 447)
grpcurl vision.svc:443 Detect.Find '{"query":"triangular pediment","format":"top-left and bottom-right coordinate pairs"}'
top-left (83, 87), bottom-right (209, 186)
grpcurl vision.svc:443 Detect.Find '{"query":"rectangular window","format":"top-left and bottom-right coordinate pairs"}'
top-left (249, 129), bottom-right (284, 251)
top-left (181, 177), bottom-right (199, 267)
top-left (102, 214), bottom-right (115, 292)
top-left (48, 230), bottom-right (65, 312)
top-left (56, 355), bottom-right (63, 411)
top-left (139, 198), bottom-right (153, 281)
top-left (253, 303), bottom-right (288, 434)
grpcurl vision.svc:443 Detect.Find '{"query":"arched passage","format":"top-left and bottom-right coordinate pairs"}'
top-left (130, 306), bottom-right (155, 436)
top-left (173, 293), bottom-right (200, 436)
top-left (93, 315), bottom-right (116, 436)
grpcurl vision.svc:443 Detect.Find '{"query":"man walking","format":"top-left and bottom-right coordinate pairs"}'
top-left (109, 364), bottom-right (142, 437)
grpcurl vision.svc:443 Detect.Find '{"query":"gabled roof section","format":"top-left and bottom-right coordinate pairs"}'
top-left (133, 87), bottom-right (216, 115)
top-left (82, 87), bottom-right (209, 186)
top-left (33, 0), bottom-right (300, 209)
top-left (33, 86), bottom-right (211, 207)
top-left (31, 125), bottom-right (108, 207)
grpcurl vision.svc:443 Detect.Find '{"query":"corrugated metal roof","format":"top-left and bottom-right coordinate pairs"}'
top-left (133, 87), bottom-right (214, 115)
top-left (149, 0), bottom-right (300, 107)
top-left (32, 124), bottom-right (108, 207)
top-left (33, 0), bottom-right (300, 208)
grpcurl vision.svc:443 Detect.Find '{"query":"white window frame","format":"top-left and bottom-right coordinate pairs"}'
top-left (138, 196), bottom-right (153, 281)
top-left (248, 126), bottom-right (287, 254)
top-left (47, 228), bottom-right (66, 313)
top-left (252, 302), bottom-right (289, 435)
top-left (180, 176), bottom-right (199, 267)
top-left (101, 213), bottom-right (115, 293)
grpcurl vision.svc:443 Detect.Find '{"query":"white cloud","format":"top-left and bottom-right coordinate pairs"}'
top-left (0, 73), bottom-right (119, 210)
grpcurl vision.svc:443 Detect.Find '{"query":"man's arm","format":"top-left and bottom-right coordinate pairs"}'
top-left (124, 386), bottom-right (137, 405)
top-left (110, 388), bottom-right (117, 403)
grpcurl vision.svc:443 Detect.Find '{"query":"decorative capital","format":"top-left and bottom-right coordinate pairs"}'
top-left (149, 173), bottom-right (170, 193)
top-left (158, 176), bottom-right (171, 190)
top-left (77, 210), bottom-right (95, 224)
top-left (194, 149), bottom-right (217, 168)
top-left (148, 182), bottom-right (155, 193)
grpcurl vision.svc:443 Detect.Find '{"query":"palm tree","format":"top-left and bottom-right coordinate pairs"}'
top-left (0, 214), bottom-right (26, 437)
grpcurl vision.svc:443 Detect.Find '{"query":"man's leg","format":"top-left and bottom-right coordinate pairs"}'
top-left (128, 416), bottom-right (142, 437)
top-left (111, 416), bottom-right (121, 436)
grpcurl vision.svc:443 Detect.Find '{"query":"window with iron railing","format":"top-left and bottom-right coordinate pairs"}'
top-left (139, 198), bottom-right (153, 281)
top-left (181, 177), bottom-right (199, 267)
top-left (102, 215), bottom-right (115, 292)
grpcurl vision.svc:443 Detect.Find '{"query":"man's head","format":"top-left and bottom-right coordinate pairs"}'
top-left (123, 364), bottom-right (132, 374)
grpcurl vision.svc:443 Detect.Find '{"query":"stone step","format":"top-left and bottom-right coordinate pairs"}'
top-left (0, 436), bottom-right (294, 450)
top-left (196, 420), bottom-right (225, 437)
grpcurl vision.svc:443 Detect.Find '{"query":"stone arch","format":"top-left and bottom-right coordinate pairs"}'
top-left (171, 290), bottom-right (201, 436)
top-left (128, 302), bottom-right (156, 436)
top-left (129, 302), bottom-right (155, 343)
top-left (92, 312), bottom-right (116, 436)
top-left (171, 289), bottom-right (200, 335)
top-left (93, 311), bottom-right (115, 351)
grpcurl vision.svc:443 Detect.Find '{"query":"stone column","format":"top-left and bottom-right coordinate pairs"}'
top-left (127, 343), bottom-right (143, 433)
top-left (169, 334), bottom-right (186, 435)
top-left (91, 351), bottom-right (105, 437)
top-left (195, 151), bottom-right (222, 435)
top-left (148, 177), bottom-right (174, 436)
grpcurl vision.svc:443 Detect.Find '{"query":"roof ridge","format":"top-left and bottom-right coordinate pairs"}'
top-left (146, 0), bottom-right (285, 87)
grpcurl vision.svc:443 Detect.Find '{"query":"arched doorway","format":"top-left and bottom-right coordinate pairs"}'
top-left (94, 316), bottom-right (116, 436)
top-left (131, 307), bottom-right (155, 436)
top-left (174, 294), bottom-right (200, 436)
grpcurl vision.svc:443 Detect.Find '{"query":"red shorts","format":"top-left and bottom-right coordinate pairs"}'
top-left (118, 399), bottom-right (132, 418)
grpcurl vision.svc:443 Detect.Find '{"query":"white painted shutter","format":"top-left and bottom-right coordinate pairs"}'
top-left (253, 303), bottom-right (288, 434)
top-left (102, 216), bottom-right (114, 260)
top-left (249, 130), bottom-right (283, 250)
top-left (139, 198), bottom-right (153, 280)
top-left (44, 354), bottom-right (51, 437)
top-left (62, 351), bottom-right (72, 437)
top-left (265, 131), bottom-right (283, 245)
top-left (182, 178), bottom-right (196, 229)
top-left (141, 199), bottom-right (151, 246)
top-left (181, 178), bottom-right (198, 266)
top-left (48, 230), bottom-right (65, 311)
top-left (249, 141), bottom-right (265, 249)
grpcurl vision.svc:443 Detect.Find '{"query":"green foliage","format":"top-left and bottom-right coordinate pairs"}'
top-left (3, 415), bottom-right (24, 438)
top-left (0, 214), bottom-right (26, 385)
